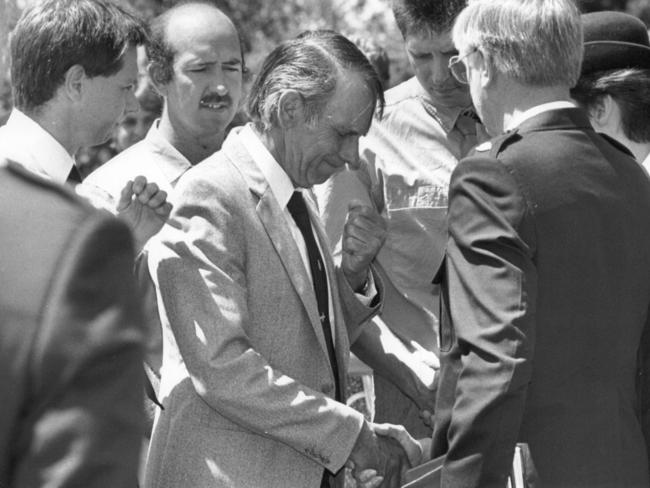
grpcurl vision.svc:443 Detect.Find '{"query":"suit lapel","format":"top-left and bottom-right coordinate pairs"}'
top-left (221, 133), bottom-right (332, 364)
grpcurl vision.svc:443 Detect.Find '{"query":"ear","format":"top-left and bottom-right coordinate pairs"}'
top-left (277, 90), bottom-right (305, 129)
top-left (148, 63), bottom-right (168, 98)
top-left (588, 94), bottom-right (615, 129)
top-left (63, 64), bottom-right (86, 103)
top-left (478, 51), bottom-right (495, 88)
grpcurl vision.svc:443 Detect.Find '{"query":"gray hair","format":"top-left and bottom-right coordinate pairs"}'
top-left (452, 0), bottom-right (583, 87)
top-left (246, 30), bottom-right (384, 131)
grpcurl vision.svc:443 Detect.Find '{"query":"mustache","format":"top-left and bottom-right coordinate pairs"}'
top-left (200, 93), bottom-right (232, 105)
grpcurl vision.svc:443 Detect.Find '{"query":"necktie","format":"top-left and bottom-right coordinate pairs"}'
top-left (66, 165), bottom-right (82, 185)
top-left (287, 191), bottom-right (341, 401)
top-left (455, 108), bottom-right (483, 158)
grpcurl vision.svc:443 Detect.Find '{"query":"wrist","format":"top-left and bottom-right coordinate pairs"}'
top-left (344, 268), bottom-right (367, 293)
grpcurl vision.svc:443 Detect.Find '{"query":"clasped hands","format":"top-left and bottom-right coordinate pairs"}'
top-left (346, 420), bottom-right (431, 488)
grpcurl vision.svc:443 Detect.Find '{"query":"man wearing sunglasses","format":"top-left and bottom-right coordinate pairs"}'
top-left (429, 0), bottom-right (650, 486)
top-left (316, 0), bottom-right (485, 440)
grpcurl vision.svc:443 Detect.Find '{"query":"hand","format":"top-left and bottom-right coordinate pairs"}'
top-left (344, 462), bottom-right (383, 488)
top-left (348, 421), bottom-right (409, 488)
top-left (410, 341), bottom-right (440, 371)
top-left (373, 423), bottom-right (432, 466)
top-left (420, 409), bottom-right (434, 428)
top-left (116, 176), bottom-right (172, 252)
top-left (341, 199), bottom-right (387, 291)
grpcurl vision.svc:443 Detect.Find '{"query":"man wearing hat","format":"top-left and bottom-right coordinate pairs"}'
top-left (572, 11), bottom-right (650, 173)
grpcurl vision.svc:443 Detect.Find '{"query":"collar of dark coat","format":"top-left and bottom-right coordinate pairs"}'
top-left (487, 107), bottom-right (596, 158)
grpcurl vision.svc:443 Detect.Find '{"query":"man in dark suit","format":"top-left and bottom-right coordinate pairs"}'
top-left (0, 160), bottom-right (146, 487)
top-left (429, 0), bottom-right (650, 486)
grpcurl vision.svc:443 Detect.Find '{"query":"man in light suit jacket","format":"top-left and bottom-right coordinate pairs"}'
top-left (0, 160), bottom-right (146, 487)
top-left (427, 0), bottom-right (650, 486)
top-left (145, 31), bottom-right (415, 488)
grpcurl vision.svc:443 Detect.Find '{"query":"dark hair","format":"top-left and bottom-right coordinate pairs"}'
top-left (10, 0), bottom-right (147, 112)
top-left (147, 1), bottom-right (246, 87)
top-left (392, 0), bottom-right (467, 37)
top-left (350, 36), bottom-right (391, 90)
top-left (247, 30), bottom-right (385, 131)
top-left (572, 68), bottom-right (650, 143)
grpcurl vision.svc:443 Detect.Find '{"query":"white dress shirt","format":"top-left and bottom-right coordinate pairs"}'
top-left (505, 100), bottom-right (576, 132)
top-left (0, 109), bottom-right (74, 183)
top-left (237, 125), bottom-right (376, 341)
top-left (85, 119), bottom-right (192, 205)
top-left (238, 125), bottom-right (335, 316)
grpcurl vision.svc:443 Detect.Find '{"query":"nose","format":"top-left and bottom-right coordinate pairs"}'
top-left (431, 54), bottom-right (452, 85)
top-left (340, 136), bottom-right (361, 170)
top-left (210, 65), bottom-right (229, 96)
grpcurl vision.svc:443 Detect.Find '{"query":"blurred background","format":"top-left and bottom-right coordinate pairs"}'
top-left (1, 0), bottom-right (649, 173)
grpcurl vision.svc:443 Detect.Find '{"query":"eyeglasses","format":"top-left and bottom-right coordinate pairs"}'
top-left (448, 48), bottom-right (478, 85)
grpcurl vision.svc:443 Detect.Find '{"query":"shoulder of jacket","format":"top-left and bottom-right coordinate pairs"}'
top-left (473, 129), bottom-right (522, 159)
top-left (4, 160), bottom-right (81, 201)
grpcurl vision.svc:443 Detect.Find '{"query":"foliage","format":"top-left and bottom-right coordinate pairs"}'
top-left (1, 0), bottom-right (649, 97)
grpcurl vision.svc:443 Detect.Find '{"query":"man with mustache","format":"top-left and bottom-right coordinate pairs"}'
top-left (85, 1), bottom-right (244, 377)
top-left (316, 0), bottom-right (484, 438)
top-left (86, 1), bottom-right (243, 200)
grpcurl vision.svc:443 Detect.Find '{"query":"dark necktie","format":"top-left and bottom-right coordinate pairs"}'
top-left (66, 164), bottom-right (82, 185)
top-left (287, 191), bottom-right (341, 401)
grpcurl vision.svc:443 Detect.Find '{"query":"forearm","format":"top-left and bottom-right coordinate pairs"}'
top-left (352, 319), bottom-right (435, 410)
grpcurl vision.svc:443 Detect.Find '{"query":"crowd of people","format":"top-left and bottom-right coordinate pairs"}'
top-left (2, 0), bottom-right (650, 487)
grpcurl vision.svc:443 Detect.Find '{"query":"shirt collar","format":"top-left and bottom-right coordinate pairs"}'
top-left (144, 119), bottom-right (192, 183)
top-left (505, 100), bottom-right (576, 132)
top-left (3, 109), bottom-right (75, 184)
top-left (239, 124), bottom-right (296, 209)
top-left (414, 82), bottom-right (468, 134)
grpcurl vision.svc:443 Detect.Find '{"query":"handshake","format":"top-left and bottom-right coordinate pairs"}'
top-left (345, 420), bottom-right (432, 488)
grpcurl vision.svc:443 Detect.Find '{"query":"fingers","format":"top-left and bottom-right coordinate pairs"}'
top-left (345, 201), bottom-right (387, 238)
top-left (418, 437), bottom-right (433, 463)
top-left (410, 342), bottom-right (440, 370)
top-left (344, 465), bottom-right (383, 488)
top-left (356, 468), bottom-right (383, 488)
top-left (342, 201), bottom-right (386, 269)
top-left (420, 409), bottom-right (434, 428)
top-left (373, 423), bottom-right (423, 467)
top-left (118, 176), bottom-right (170, 211)
top-left (156, 201), bottom-right (173, 218)
top-left (116, 180), bottom-right (135, 212)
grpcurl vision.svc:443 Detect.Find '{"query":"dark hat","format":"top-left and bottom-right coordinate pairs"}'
top-left (581, 11), bottom-right (650, 75)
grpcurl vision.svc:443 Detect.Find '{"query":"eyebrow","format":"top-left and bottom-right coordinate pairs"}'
top-left (186, 58), bottom-right (242, 67)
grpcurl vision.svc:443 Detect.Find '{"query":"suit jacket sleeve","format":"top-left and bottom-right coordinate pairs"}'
top-left (13, 214), bottom-right (145, 488)
top-left (441, 156), bottom-right (537, 487)
top-left (150, 177), bottom-right (365, 474)
top-left (638, 302), bottom-right (650, 469)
